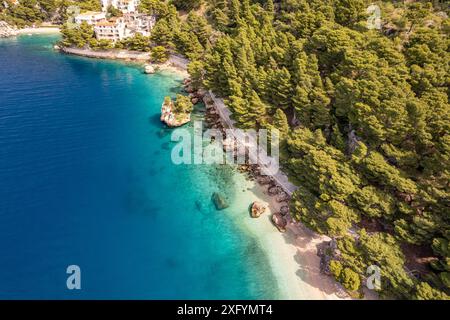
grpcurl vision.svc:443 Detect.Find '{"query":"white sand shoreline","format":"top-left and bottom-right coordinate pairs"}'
top-left (47, 40), bottom-right (371, 299)
top-left (226, 174), bottom-right (353, 300)
top-left (157, 62), bottom-right (189, 78)
top-left (17, 27), bottom-right (60, 35)
top-left (164, 57), bottom-right (359, 299)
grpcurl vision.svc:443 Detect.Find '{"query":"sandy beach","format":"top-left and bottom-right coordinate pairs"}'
top-left (225, 173), bottom-right (353, 299)
top-left (157, 62), bottom-right (189, 78)
top-left (51, 42), bottom-right (373, 299)
top-left (176, 59), bottom-right (363, 300)
top-left (17, 27), bottom-right (60, 35)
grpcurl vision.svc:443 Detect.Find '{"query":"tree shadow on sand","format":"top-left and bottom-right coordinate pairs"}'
top-left (280, 226), bottom-right (350, 299)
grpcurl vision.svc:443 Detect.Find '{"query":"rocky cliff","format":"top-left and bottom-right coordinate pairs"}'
top-left (0, 21), bottom-right (18, 38)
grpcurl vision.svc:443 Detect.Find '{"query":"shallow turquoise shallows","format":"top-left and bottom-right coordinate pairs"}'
top-left (0, 35), bottom-right (279, 299)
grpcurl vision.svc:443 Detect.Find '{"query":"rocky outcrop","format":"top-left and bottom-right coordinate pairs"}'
top-left (272, 212), bottom-right (287, 233)
top-left (212, 192), bottom-right (229, 210)
top-left (160, 97), bottom-right (191, 127)
top-left (317, 239), bottom-right (339, 275)
top-left (280, 205), bottom-right (290, 216)
top-left (268, 185), bottom-right (283, 196)
top-left (347, 129), bottom-right (360, 155)
top-left (250, 201), bottom-right (266, 218)
top-left (144, 64), bottom-right (156, 74)
top-left (0, 21), bottom-right (17, 38)
top-left (257, 176), bottom-right (272, 186)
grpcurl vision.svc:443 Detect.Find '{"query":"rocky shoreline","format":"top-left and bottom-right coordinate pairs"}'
top-left (0, 21), bottom-right (18, 38)
top-left (59, 46), bottom-right (151, 61)
top-left (181, 78), bottom-right (292, 233)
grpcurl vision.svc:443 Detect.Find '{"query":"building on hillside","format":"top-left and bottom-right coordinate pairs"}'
top-left (123, 13), bottom-right (156, 37)
top-left (3, 0), bottom-right (19, 7)
top-left (94, 17), bottom-right (129, 42)
top-left (101, 0), bottom-right (140, 13)
top-left (74, 11), bottom-right (106, 25)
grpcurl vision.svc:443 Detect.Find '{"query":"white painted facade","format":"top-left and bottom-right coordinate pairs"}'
top-left (123, 13), bottom-right (156, 37)
top-left (101, 0), bottom-right (140, 13)
top-left (74, 11), bottom-right (107, 25)
top-left (94, 18), bottom-right (128, 42)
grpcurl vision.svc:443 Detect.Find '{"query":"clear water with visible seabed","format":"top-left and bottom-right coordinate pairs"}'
top-left (0, 35), bottom-right (280, 299)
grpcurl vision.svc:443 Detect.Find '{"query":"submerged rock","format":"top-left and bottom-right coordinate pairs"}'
top-left (156, 128), bottom-right (171, 138)
top-left (195, 200), bottom-right (203, 212)
top-left (212, 192), bottom-right (229, 210)
top-left (272, 213), bottom-right (287, 233)
top-left (276, 192), bottom-right (290, 203)
top-left (250, 201), bottom-right (266, 218)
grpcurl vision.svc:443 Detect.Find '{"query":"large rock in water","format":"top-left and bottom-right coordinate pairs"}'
top-left (272, 213), bottom-right (287, 233)
top-left (212, 192), bottom-right (229, 210)
top-left (250, 201), bottom-right (266, 218)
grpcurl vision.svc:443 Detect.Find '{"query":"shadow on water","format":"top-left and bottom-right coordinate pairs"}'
top-left (148, 114), bottom-right (162, 126)
top-left (161, 142), bottom-right (171, 150)
top-left (165, 257), bottom-right (180, 269)
top-left (169, 85), bottom-right (183, 94)
top-left (155, 127), bottom-right (172, 139)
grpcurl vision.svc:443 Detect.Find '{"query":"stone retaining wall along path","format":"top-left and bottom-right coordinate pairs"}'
top-left (208, 92), bottom-right (298, 196)
top-left (60, 47), bottom-right (151, 61)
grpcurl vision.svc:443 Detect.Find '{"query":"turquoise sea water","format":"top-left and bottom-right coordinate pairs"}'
top-left (0, 35), bottom-right (279, 299)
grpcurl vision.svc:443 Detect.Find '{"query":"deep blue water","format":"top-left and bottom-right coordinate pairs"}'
top-left (0, 35), bottom-right (278, 299)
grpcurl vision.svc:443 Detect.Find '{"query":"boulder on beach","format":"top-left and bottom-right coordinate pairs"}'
top-left (268, 185), bottom-right (283, 196)
top-left (280, 205), bottom-right (290, 216)
top-left (197, 89), bottom-right (207, 98)
top-left (212, 192), bottom-right (229, 210)
top-left (185, 85), bottom-right (195, 93)
top-left (276, 192), bottom-right (290, 203)
top-left (272, 213), bottom-right (287, 233)
top-left (250, 201), bottom-right (266, 218)
top-left (257, 176), bottom-right (272, 186)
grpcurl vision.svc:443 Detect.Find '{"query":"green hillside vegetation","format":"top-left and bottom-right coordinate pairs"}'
top-left (4, 0), bottom-right (449, 300)
top-left (0, 0), bottom-right (101, 27)
top-left (153, 0), bottom-right (448, 300)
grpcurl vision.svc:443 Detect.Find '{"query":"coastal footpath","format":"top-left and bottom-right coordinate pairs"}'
top-left (0, 22), bottom-right (60, 37)
top-left (59, 47), bottom-right (150, 61)
top-left (53, 45), bottom-right (373, 300)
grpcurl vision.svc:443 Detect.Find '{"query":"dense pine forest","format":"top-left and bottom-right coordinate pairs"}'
top-left (2, 0), bottom-right (449, 299)
top-left (148, 0), bottom-right (449, 300)
top-left (0, 0), bottom-right (101, 26)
